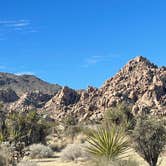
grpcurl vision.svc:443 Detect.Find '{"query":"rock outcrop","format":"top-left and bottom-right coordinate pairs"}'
top-left (0, 73), bottom-right (61, 111)
top-left (9, 91), bottom-right (53, 111)
top-left (0, 56), bottom-right (165, 122)
top-left (0, 88), bottom-right (19, 103)
top-left (43, 56), bottom-right (166, 121)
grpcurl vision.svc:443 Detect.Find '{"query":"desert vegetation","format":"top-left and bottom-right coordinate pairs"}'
top-left (0, 103), bottom-right (166, 166)
top-left (131, 116), bottom-right (166, 166)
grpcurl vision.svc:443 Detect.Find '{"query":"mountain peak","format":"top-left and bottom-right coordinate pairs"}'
top-left (127, 56), bottom-right (158, 69)
top-left (43, 56), bottom-right (166, 121)
top-left (132, 56), bottom-right (148, 62)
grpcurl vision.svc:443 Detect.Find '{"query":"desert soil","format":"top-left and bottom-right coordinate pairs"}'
top-left (31, 149), bottom-right (166, 166)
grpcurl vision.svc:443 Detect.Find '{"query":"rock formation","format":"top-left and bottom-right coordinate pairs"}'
top-left (43, 56), bottom-right (166, 121)
top-left (0, 88), bottom-right (19, 103)
top-left (9, 91), bottom-right (53, 112)
top-left (0, 73), bottom-right (61, 112)
top-left (0, 56), bottom-right (165, 122)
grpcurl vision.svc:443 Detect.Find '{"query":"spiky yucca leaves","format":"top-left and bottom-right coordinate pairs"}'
top-left (86, 126), bottom-right (129, 161)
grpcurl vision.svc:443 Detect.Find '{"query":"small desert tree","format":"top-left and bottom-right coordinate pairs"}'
top-left (61, 114), bottom-right (81, 142)
top-left (7, 110), bottom-right (51, 145)
top-left (103, 103), bottom-right (136, 131)
top-left (132, 116), bottom-right (166, 166)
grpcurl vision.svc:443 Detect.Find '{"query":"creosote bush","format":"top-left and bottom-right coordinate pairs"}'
top-left (132, 116), bottom-right (166, 166)
top-left (29, 143), bottom-right (53, 159)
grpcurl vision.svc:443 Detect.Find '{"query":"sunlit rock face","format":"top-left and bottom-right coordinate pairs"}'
top-left (43, 56), bottom-right (166, 122)
top-left (0, 56), bottom-right (165, 122)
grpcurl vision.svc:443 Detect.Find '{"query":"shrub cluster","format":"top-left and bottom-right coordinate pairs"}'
top-left (29, 143), bottom-right (53, 159)
top-left (86, 103), bottom-right (166, 166)
top-left (0, 110), bottom-right (51, 146)
top-left (61, 143), bottom-right (86, 161)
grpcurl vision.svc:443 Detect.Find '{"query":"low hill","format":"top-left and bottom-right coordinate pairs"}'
top-left (0, 72), bottom-right (61, 95)
top-left (0, 72), bottom-right (61, 110)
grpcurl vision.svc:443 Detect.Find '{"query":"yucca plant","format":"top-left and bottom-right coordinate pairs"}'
top-left (86, 125), bottom-right (129, 161)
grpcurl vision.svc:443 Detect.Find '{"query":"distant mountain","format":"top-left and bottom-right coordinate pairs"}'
top-left (0, 72), bottom-right (61, 110)
top-left (43, 56), bottom-right (166, 121)
top-left (0, 72), bottom-right (61, 95)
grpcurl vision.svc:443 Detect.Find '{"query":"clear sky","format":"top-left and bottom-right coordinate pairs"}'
top-left (0, 0), bottom-right (165, 89)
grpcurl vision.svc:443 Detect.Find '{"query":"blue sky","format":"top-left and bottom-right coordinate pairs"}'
top-left (0, 0), bottom-right (165, 89)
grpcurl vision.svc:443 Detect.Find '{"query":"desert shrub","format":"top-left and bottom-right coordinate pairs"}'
top-left (61, 143), bottom-right (86, 161)
top-left (8, 110), bottom-right (51, 145)
top-left (29, 144), bottom-right (53, 159)
top-left (61, 114), bottom-right (83, 142)
top-left (0, 144), bottom-right (10, 166)
top-left (62, 114), bottom-right (77, 126)
top-left (132, 116), bottom-right (166, 166)
top-left (103, 103), bottom-right (135, 131)
top-left (0, 153), bottom-right (7, 166)
top-left (17, 161), bottom-right (38, 166)
top-left (86, 125), bottom-right (129, 161)
top-left (48, 141), bottom-right (66, 152)
top-left (0, 110), bottom-right (8, 143)
top-left (0, 110), bottom-right (51, 146)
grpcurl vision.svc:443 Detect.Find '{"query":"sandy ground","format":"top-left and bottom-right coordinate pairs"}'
top-left (30, 149), bottom-right (166, 166)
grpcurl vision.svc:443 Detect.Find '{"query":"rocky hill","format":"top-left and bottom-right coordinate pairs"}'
top-left (0, 72), bottom-right (61, 110)
top-left (0, 72), bottom-right (61, 95)
top-left (43, 56), bottom-right (166, 121)
top-left (0, 56), bottom-right (165, 121)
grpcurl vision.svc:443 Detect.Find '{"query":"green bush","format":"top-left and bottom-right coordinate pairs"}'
top-left (132, 116), bottom-right (166, 166)
top-left (103, 103), bottom-right (135, 131)
top-left (0, 110), bottom-right (51, 146)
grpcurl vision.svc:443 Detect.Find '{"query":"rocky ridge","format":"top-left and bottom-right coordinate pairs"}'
top-left (0, 73), bottom-right (61, 95)
top-left (0, 56), bottom-right (165, 122)
top-left (43, 56), bottom-right (166, 121)
top-left (0, 73), bottom-right (61, 111)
